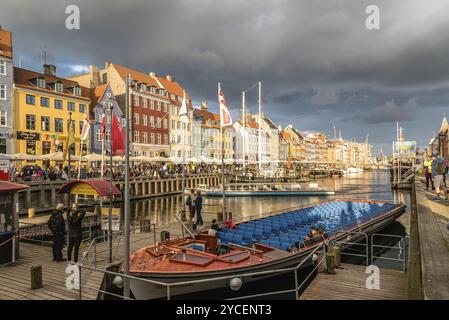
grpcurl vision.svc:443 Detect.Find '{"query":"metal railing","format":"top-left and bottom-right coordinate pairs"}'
top-left (0, 235), bottom-right (16, 265)
top-left (334, 231), bottom-right (369, 266)
top-left (370, 233), bottom-right (408, 272)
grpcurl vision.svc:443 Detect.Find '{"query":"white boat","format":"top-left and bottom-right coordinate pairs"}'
top-left (346, 167), bottom-right (364, 174)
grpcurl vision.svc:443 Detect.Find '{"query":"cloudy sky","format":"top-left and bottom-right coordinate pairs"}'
top-left (2, 0), bottom-right (449, 154)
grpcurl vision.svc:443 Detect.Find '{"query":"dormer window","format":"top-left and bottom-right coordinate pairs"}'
top-left (140, 83), bottom-right (146, 91)
top-left (73, 86), bottom-right (82, 96)
top-left (36, 77), bottom-right (46, 88)
top-left (55, 82), bottom-right (64, 92)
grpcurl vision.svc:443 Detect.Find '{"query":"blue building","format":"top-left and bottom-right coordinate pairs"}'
top-left (90, 84), bottom-right (124, 154)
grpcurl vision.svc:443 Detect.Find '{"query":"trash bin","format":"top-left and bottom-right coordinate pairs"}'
top-left (0, 232), bottom-right (14, 264)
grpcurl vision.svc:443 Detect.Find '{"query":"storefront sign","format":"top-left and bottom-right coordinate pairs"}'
top-left (16, 131), bottom-right (40, 141)
top-left (26, 140), bottom-right (36, 155)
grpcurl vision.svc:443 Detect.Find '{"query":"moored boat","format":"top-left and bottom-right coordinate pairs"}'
top-left (127, 199), bottom-right (405, 299)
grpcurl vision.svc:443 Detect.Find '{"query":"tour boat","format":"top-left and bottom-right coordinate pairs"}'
top-left (127, 199), bottom-right (405, 299)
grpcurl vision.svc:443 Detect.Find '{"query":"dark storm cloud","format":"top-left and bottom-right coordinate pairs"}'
top-left (2, 0), bottom-right (449, 152)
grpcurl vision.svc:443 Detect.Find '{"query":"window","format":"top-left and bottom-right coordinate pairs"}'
top-left (37, 78), bottom-right (46, 88)
top-left (0, 84), bottom-right (5, 100)
top-left (68, 102), bottom-right (75, 111)
top-left (142, 115), bottom-right (147, 126)
top-left (150, 133), bottom-right (155, 144)
top-left (54, 99), bottom-right (63, 109)
top-left (42, 141), bottom-right (51, 155)
top-left (177, 121), bottom-right (181, 129)
top-left (157, 133), bottom-right (161, 144)
top-left (142, 132), bottom-right (148, 144)
top-left (156, 101), bottom-right (161, 111)
top-left (163, 103), bottom-right (168, 113)
top-left (171, 106), bottom-right (177, 116)
top-left (41, 116), bottom-right (50, 131)
top-left (156, 117), bottom-right (161, 128)
top-left (0, 60), bottom-right (5, 75)
top-left (171, 120), bottom-right (176, 129)
top-left (55, 82), bottom-right (64, 92)
top-left (149, 116), bottom-right (155, 127)
top-left (150, 99), bottom-right (154, 109)
top-left (122, 118), bottom-right (126, 128)
top-left (143, 98), bottom-right (147, 108)
top-left (170, 94), bottom-right (175, 101)
top-left (164, 134), bottom-right (168, 145)
top-left (55, 118), bottom-right (64, 132)
top-left (134, 131), bottom-right (139, 143)
top-left (133, 95), bottom-right (139, 106)
top-left (74, 86), bottom-right (82, 96)
top-left (79, 104), bottom-right (86, 113)
top-left (105, 130), bottom-right (110, 141)
top-left (171, 134), bottom-right (176, 143)
top-left (163, 119), bottom-right (168, 129)
top-left (79, 121), bottom-right (83, 134)
top-left (0, 111), bottom-right (6, 126)
top-left (134, 113), bottom-right (139, 125)
top-left (40, 97), bottom-right (49, 107)
top-left (96, 129), bottom-right (102, 141)
top-left (26, 94), bottom-right (35, 105)
top-left (26, 114), bottom-right (36, 130)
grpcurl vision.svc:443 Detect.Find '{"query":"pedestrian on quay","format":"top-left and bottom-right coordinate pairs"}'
top-left (47, 203), bottom-right (66, 262)
top-left (186, 188), bottom-right (196, 223)
top-left (431, 153), bottom-right (447, 200)
top-left (424, 156), bottom-right (435, 190)
top-left (195, 190), bottom-right (204, 226)
top-left (67, 204), bottom-right (86, 263)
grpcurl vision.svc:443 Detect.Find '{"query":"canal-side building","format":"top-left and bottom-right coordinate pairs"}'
top-left (13, 65), bottom-right (90, 160)
top-left (283, 125), bottom-right (306, 161)
top-left (89, 84), bottom-right (124, 155)
top-left (264, 117), bottom-right (280, 163)
top-left (435, 115), bottom-right (449, 158)
top-left (0, 27), bottom-right (14, 154)
top-left (155, 74), bottom-right (194, 161)
top-left (70, 62), bottom-right (171, 157)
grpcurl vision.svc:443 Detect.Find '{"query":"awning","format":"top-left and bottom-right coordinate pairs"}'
top-left (58, 179), bottom-right (122, 197)
top-left (0, 181), bottom-right (30, 193)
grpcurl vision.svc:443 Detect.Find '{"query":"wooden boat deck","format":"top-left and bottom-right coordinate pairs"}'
top-left (299, 263), bottom-right (407, 300)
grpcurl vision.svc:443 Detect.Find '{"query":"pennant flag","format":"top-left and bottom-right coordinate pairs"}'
top-left (218, 84), bottom-right (232, 128)
top-left (112, 115), bottom-right (125, 156)
top-left (80, 113), bottom-right (91, 141)
top-left (63, 119), bottom-right (75, 163)
top-left (179, 90), bottom-right (189, 124)
top-left (101, 106), bottom-right (106, 140)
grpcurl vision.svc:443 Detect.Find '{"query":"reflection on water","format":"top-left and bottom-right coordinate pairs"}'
top-left (120, 170), bottom-right (411, 232)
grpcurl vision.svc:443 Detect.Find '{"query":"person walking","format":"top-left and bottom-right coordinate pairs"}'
top-left (67, 204), bottom-right (86, 263)
top-left (431, 153), bottom-right (447, 200)
top-left (195, 190), bottom-right (204, 226)
top-left (186, 189), bottom-right (196, 223)
top-left (47, 203), bottom-right (66, 262)
top-left (424, 156), bottom-right (435, 190)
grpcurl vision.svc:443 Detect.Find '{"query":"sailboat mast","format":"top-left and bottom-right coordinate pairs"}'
top-left (258, 81), bottom-right (262, 174)
top-left (242, 91), bottom-right (246, 171)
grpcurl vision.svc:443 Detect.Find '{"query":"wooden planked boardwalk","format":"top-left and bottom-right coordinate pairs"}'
top-left (300, 263), bottom-right (407, 300)
top-left (0, 222), bottom-right (186, 300)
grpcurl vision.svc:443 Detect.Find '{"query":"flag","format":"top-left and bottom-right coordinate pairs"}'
top-left (218, 84), bottom-right (232, 128)
top-left (80, 113), bottom-right (91, 141)
top-left (101, 107), bottom-right (106, 140)
top-left (179, 90), bottom-right (189, 124)
top-left (112, 115), bottom-right (125, 156)
top-left (63, 119), bottom-right (75, 163)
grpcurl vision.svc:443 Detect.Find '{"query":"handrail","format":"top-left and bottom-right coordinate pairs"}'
top-left (370, 233), bottom-right (408, 272)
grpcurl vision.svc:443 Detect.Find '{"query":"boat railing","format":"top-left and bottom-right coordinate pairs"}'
top-left (77, 238), bottom-right (329, 300)
top-left (333, 230), bottom-right (369, 265)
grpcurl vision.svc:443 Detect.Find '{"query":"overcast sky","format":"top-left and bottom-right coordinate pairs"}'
top-left (2, 0), bottom-right (449, 154)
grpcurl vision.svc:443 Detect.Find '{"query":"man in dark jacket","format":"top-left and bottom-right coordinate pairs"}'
top-left (195, 191), bottom-right (203, 225)
top-left (186, 189), bottom-right (196, 223)
top-left (48, 203), bottom-right (66, 262)
top-left (67, 204), bottom-right (86, 263)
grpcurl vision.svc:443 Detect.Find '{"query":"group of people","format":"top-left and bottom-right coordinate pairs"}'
top-left (185, 189), bottom-right (204, 226)
top-left (47, 203), bottom-right (86, 263)
top-left (423, 153), bottom-right (449, 200)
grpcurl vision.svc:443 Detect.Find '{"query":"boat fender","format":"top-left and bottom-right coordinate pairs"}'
top-left (230, 277), bottom-right (242, 291)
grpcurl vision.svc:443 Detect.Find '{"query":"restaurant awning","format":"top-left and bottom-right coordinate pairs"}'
top-left (0, 181), bottom-right (30, 194)
top-left (58, 179), bottom-right (122, 197)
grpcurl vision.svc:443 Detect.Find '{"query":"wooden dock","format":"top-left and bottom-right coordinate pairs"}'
top-left (300, 263), bottom-right (407, 300)
top-left (0, 222), bottom-right (186, 300)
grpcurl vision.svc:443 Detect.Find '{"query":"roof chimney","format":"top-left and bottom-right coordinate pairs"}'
top-left (43, 64), bottom-right (56, 76)
top-left (166, 75), bottom-right (172, 81)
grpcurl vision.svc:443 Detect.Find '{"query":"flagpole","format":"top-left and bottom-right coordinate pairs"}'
top-left (123, 73), bottom-right (131, 298)
top-left (181, 90), bottom-right (187, 222)
top-left (101, 103), bottom-right (105, 179)
top-left (219, 82), bottom-right (226, 219)
top-left (108, 103), bottom-right (113, 263)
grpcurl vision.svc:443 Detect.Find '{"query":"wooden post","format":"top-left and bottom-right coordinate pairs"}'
top-left (30, 265), bottom-right (43, 289)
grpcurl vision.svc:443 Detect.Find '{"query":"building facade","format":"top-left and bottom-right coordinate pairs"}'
top-left (13, 65), bottom-right (90, 159)
top-left (0, 27), bottom-right (14, 154)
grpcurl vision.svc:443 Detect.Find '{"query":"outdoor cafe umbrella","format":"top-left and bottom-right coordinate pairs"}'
top-left (84, 153), bottom-right (103, 162)
top-left (0, 153), bottom-right (14, 160)
top-left (12, 153), bottom-right (37, 161)
top-left (37, 151), bottom-right (88, 162)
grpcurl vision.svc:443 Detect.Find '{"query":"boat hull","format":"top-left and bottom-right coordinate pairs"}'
top-left (129, 203), bottom-right (405, 300)
top-left (202, 190), bottom-right (335, 197)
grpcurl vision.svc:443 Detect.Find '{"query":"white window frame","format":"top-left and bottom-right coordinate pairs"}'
top-left (0, 60), bottom-right (6, 75)
top-left (142, 132), bottom-right (148, 144)
top-left (0, 111), bottom-right (7, 127)
top-left (0, 84), bottom-right (6, 100)
top-left (142, 115), bottom-right (147, 126)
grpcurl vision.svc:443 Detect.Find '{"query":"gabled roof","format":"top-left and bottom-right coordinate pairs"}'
top-left (264, 117), bottom-right (278, 130)
top-left (0, 28), bottom-right (13, 59)
top-left (112, 63), bottom-right (162, 89)
top-left (439, 115), bottom-right (449, 133)
top-left (13, 67), bottom-right (90, 100)
top-left (92, 84), bottom-right (108, 104)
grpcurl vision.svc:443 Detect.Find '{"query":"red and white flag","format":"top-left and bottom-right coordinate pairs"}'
top-left (218, 83), bottom-right (232, 128)
top-left (80, 113), bottom-right (91, 141)
top-left (101, 107), bottom-right (106, 140)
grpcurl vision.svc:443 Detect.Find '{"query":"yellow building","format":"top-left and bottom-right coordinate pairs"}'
top-left (13, 65), bottom-right (90, 165)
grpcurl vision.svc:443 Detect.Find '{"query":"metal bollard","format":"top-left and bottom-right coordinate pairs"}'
top-left (333, 245), bottom-right (341, 267)
top-left (31, 265), bottom-right (43, 289)
top-left (326, 253), bottom-right (336, 274)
